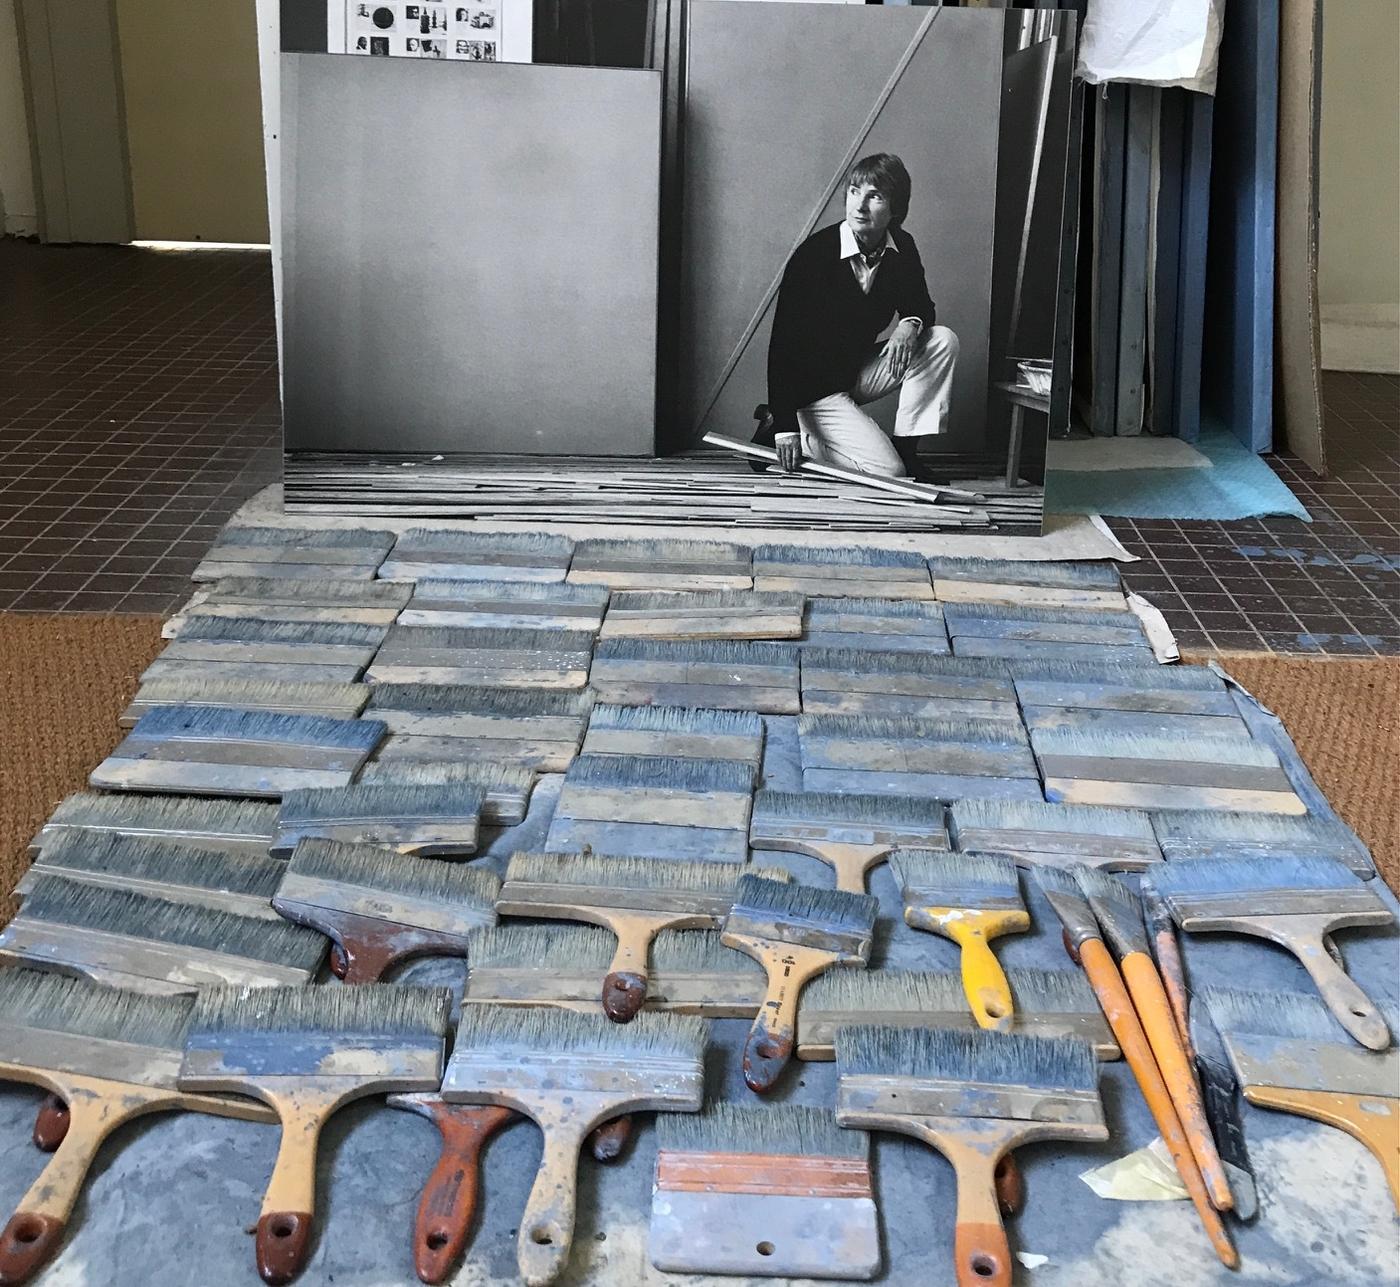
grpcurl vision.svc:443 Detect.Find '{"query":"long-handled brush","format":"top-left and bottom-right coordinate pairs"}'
top-left (271, 838), bottom-right (498, 983)
top-left (140, 616), bottom-right (387, 684)
top-left (1151, 809), bottom-right (1375, 878)
top-left (29, 792), bottom-right (278, 859)
top-left (366, 624), bottom-right (596, 689)
top-left (179, 983), bottom-right (452, 1285)
top-left (90, 706), bottom-right (386, 797)
top-left (1149, 855), bottom-right (1394, 1049)
top-left (580, 704), bottom-right (764, 769)
top-left (589, 638), bottom-right (800, 714)
top-left (178, 574), bottom-right (411, 626)
top-left (0, 874), bottom-right (327, 994)
top-left (799, 649), bottom-right (1017, 720)
top-left (796, 967), bottom-right (1118, 1061)
top-left (1033, 867), bottom-right (1239, 1268)
top-left (356, 759), bottom-right (536, 827)
top-left (379, 528), bottom-right (574, 583)
top-left (1203, 985), bottom-right (1399, 1208)
top-left (650, 1102), bottom-right (880, 1279)
top-left (835, 1026), bottom-right (1107, 1287)
top-left (567, 537), bottom-right (751, 590)
top-left (496, 852), bottom-right (768, 1021)
top-left (925, 556), bottom-right (1125, 609)
top-left (600, 590), bottom-right (804, 641)
top-left (122, 677), bottom-right (370, 726)
top-left (1074, 866), bottom-right (1234, 1210)
top-left (400, 578), bottom-right (608, 631)
top-left (271, 780), bottom-right (487, 858)
top-left (721, 875), bottom-right (877, 1092)
top-left (440, 1007), bottom-right (706, 1286)
top-left (749, 790), bottom-right (947, 894)
top-left (948, 798), bottom-right (1162, 872)
top-left (889, 851), bottom-right (1029, 1032)
top-left (0, 969), bottom-right (277, 1285)
top-left (193, 525), bottom-right (396, 581)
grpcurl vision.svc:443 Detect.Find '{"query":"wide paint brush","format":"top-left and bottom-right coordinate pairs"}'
top-left (356, 759), bottom-right (535, 828)
top-left (1150, 855), bottom-right (1394, 1050)
top-left (29, 791), bottom-right (278, 859)
top-left (721, 874), bottom-right (877, 1092)
top-left (271, 780), bottom-right (487, 858)
top-left (121, 676), bottom-right (370, 726)
top-left (948, 798), bottom-right (1162, 872)
top-left (889, 851), bottom-right (1028, 1032)
top-left (835, 1025), bottom-right (1107, 1287)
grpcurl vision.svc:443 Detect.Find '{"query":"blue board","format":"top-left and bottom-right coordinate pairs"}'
top-left (1150, 89), bottom-right (1184, 438)
top-left (1090, 84), bottom-right (1127, 437)
top-left (1172, 89), bottom-right (1214, 443)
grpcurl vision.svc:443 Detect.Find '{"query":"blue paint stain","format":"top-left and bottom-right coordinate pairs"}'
top-left (1295, 633), bottom-right (1383, 650)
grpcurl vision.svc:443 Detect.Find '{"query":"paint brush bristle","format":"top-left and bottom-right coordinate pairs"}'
top-left (1201, 985), bottom-right (1389, 1044)
top-left (657, 1102), bottom-right (865, 1158)
top-left (278, 782), bottom-right (488, 824)
top-left (1148, 854), bottom-right (1369, 899)
top-left (594, 638), bottom-right (794, 667)
top-left (798, 714), bottom-right (1027, 746)
top-left (396, 529), bottom-right (574, 556)
top-left (382, 624), bottom-right (596, 651)
top-left (925, 556), bottom-right (1122, 590)
top-left (412, 578), bottom-right (607, 604)
top-left (565, 753), bottom-right (755, 796)
top-left (609, 590), bottom-right (802, 612)
top-left (836, 1025), bottom-right (1100, 1092)
top-left (1031, 729), bottom-right (1276, 766)
top-left (187, 982), bottom-right (452, 1039)
top-left (1031, 866), bottom-right (1098, 941)
top-left (806, 968), bottom-right (1100, 1017)
top-left (174, 616), bottom-right (386, 647)
top-left (199, 576), bottom-right (408, 605)
top-left (452, 1005), bottom-right (707, 1064)
top-left (127, 705), bottom-right (385, 751)
top-left (801, 649), bottom-right (1010, 678)
top-left (34, 831), bottom-right (284, 898)
top-left (752, 790), bottom-right (946, 833)
top-left (285, 838), bottom-right (500, 912)
top-left (366, 683), bottom-right (592, 716)
top-left (0, 967), bottom-right (193, 1051)
top-left (805, 597), bottom-right (944, 621)
top-left (357, 760), bottom-right (534, 793)
top-left (1007, 659), bottom-right (1222, 688)
top-left (1073, 866), bottom-right (1149, 957)
top-left (952, 798), bottom-right (1157, 841)
top-left (213, 525), bottom-right (395, 550)
top-left (889, 851), bottom-right (1023, 910)
top-left (40, 792), bottom-right (278, 843)
top-left (128, 677), bottom-right (368, 714)
top-left (755, 544), bottom-right (926, 570)
top-left (578, 537), bottom-right (745, 562)
top-left (1151, 810), bottom-right (1363, 847)
top-left (651, 929), bottom-right (765, 975)
top-left (504, 852), bottom-right (752, 897)
top-left (942, 602), bottom-right (1136, 629)
top-left (587, 704), bottom-right (762, 738)
top-left (728, 874), bottom-right (878, 938)
top-left (468, 924), bottom-right (617, 972)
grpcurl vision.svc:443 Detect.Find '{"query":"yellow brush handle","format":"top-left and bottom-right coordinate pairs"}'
top-left (909, 907), bottom-right (1029, 1033)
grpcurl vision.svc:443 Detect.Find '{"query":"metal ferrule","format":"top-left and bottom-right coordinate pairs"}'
top-left (837, 1072), bottom-right (1104, 1127)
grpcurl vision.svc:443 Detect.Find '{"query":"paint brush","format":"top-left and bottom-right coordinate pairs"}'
top-left (580, 703), bottom-right (764, 769)
top-left (650, 1102), bottom-right (880, 1279)
top-left (721, 874), bottom-right (877, 1092)
top-left (122, 676), bottom-right (370, 725)
top-left (496, 852), bottom-right (765, 1021)
top-left (799, 649), bottom-right (1017, 720)
top-left (1074, 865), bottom-right (1233, 1210)
top-left (90, 705), bottom-right (386, 797)
top-left (1204, 985), bottom-right (1398, 1207)
top-left (0, 874), bottom-right (326, 994)
top-left (749, 789), bottom-right (948, 893)
top-left (1033, 867), bottom-right (1239, 1268)
top-left (440, 1007), bottom-right (706, 1285)
top-left (943, 601), bottom-right (1151, 663)
top-left (589, 638), bottom-right (800, 714)
top-left (179, 983), bottom-right (452, 1285)
top-left (753, 542), bottom-right (934, 599)
top-left (889, 851), bottom-right (1028, 1032)
top-left (1151, 808), bottom-right (1375, 878)
top-left (271, 838), bottom-right (498, 983)
top-left (401, 577), bottom-right (609, 631)
top-left (949, 798), bottom-right (1162, 871)
top-left (797, 967), bottom-right (1118, 1061)
top-left (271, 780), bottom-right (487, 857)
top-left (600, 589), bottom-right (804, 640)
top-left (0, 969), bottom-right (277, 1285)
top-left (379, 528), bottom-right (574, 583)
top-left (29, 791), bottom-right (278, 859)
top-left (925, 555), bottom-right (1124, 609)
top-left (193, 525), bottom-right (395, 581)
top-left (179, 574), bottom-right (410, 626)
top-left (1150, 855), bottom-right (1394, 1050)
top-left (835, 1025), bottom-right (1107, 1287)
top-left (366, 624), bottom-right (596, 688)
top-left (141, 616), bottom-right (385, 686)
top-left (799, 595), bottom-right (949, 654)
top-left (356, 758), bottom-right (536, 827)
top-left (568, 536), bottom-right (751, 589)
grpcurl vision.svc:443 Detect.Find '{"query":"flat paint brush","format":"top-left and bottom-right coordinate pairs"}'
top-left (949, 798), bottom-right (1161, 871)
top-left (943, 601), bottom-right (1152, 663)
top-left (367, 624), bottom-right (596, 689)
top-left (401, 577), bottom-right (608, 631)
top-left (193, 525), bottom-right (395, 581)
top-left (90, 706), bottom-right (386, 798)
top-left (589, 638), bottom-right (800, 714)
top-left (0, 969), bottom-right (277, 1285)
top-left (1075, 865), bottom-right (1233, 1211)
top-left (379, 528), bottom-right (574, 583)
top-left (1033, 867), bottom-right (1239, 1268)
top-left (440, 1007), bottom-right (707, 1285)
top-left (271, 837), bottom-right (498, 983)
top-left (179, 983), bottom-right (452, 1284)
top-left (650, 1102), bottom-right (880, 1279)
top-left (889, 851), bottom-right (1028, 1032)
top-left (122, 676), bottom-right (369, 726)
top-left (799, 649), bottom-right (1017, 720)
top-left (749, 789), bottom-right (948, 894)
top-left (365, 683), bottom-right (591, 772)
top-left (797, 967), bottom-right (1118, 1061)
top-left (140, 616), bottom-right (387, 683)
top-left (800, 595), bottom-right (949, 654)
top-left (1150, 855), bottom-right (1394, 1049)
top-left (925, 555), bottom-right (1125, 609)
top-left (272, 780), bottom-right (487, 858)
top-left (835, 1025), bottom-right (1107, 1287)
top-left (496, 852), bottom-right (764, 1021)
top-left (580, 703), bottom-right (764, 769)
top-left (1188, 998), bottom-right (1260, 1220)
top-left (1203, 985), bottom-right (1399, 1207)
top-left (752, 543), bottom-right (934, 599)
top-left (29, 791), bottom-right (278, 859)
top-left (0, 874), bottom-right (327, 994)
top-left (721, 874), bottom-right (877, 1092)
top-left (567, 536), bottom-right (751, 589)
top-left (1151, 808), bottom-right (1375, 879)
top-left (600, 589), bottom-right (804, 640)
top-left (356, 758), bottom-right (535, 827)
top-left (179, 574), bottom-right (411, 626)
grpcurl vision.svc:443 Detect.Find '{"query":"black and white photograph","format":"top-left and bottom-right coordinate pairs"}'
top-left (458, 39), bottom-right (494, 61)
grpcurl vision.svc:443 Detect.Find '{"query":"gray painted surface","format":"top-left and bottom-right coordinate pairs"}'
top-left (281, 53), bottom-right (661, 455)
top-left (678, 3), bottom-right (1001, 453)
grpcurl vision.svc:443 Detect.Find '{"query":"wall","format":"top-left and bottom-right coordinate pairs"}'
top-left (0, 0), bottom-right (36, 235)
top-left (1318, 0), bottom-right (1400, 371)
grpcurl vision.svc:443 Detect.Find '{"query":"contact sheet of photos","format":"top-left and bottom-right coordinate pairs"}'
top-left (348, 2), bottom-right (499, 62)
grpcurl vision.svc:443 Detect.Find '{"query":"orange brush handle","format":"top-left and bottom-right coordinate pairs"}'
top-left (1121, 952), bottom-right (1233, 1213)
top-left (1078, 940), bottom-right (1238, 1270)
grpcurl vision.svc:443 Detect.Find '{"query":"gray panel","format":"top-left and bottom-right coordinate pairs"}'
top-left (282, 53), bottom-right (660, 454)
top-left (680, 3), bottom-right (1001, 452)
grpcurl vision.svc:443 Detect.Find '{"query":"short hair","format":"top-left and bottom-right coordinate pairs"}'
top-left (848, 153), bottom-right (912, 228)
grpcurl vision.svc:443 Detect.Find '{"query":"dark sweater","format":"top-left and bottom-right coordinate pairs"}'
top-left (765, 222), bottom-right (937, 438)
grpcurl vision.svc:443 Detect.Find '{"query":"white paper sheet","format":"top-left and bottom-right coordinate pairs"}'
top-left (1077, 0), bottom-right (1226, 94)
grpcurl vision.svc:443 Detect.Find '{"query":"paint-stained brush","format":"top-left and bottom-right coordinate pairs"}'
top-left (800, 596), bottom-right (949, 654)
top-left (122, 677), bottom-right (369, 726)
top-left (366, 624), bottom-right (595, 689)
top-left (797, 967), bottom-right (1118, 1061)
top-left (750, 790), bottom-right (947, 893)
top-left (1075, 866), bottom-right (1233, 1210)
top-left (721, 875), bottom-right (877, 1092)
top-left (926, 556), bottom-right (1124, 609)
top-left (496, 852), bottom-right (766, 1021)
top-left (650, 1102), bottom-right (880, 1279)
top-left (1151, 809), bottom-right (1374, 878)
top-left (944, 601), bottom-right (1151, 663)
top-left (440, 1007), bottom-right (707, 1286)
top-left (0, 874), bottom-right (326, 994)
top-left (600, 590), bottom-right (804, 641)
top-left (949, 798), bottom-right (1162, 872)
top-left (1034, 867), bottom-right (1238, 1268)
top-left (890, 851), bottom-right (1028, 1032)
top-left (29, 792), bottom-right (278, 859)
top-left (1149, 855), bottom-right (1394, 1050)
top-left (581, 704), bottom-right (764, 769)
top-left (193, 525), bottom-right (395, 581)
top-left (753, 543), bottom-right (934, 599)
top-left (178, 575), bottom-right (411, 626)
top-left (1204, 986), bottom-right (1398, 1207)
top-left (357, 759), bottom-right (535, 827)
top-left (271, 780), bottom-right (487, 858)
top-left (179, 983), bottom-right (452, 1284)
top-left (271, 838), bottom-right (498, 983)
top-left (800, 649), bottom-right (1016, 719)
top-left (140, 616), bottom-right (387, 684)
top-left (90, 706), bottom-right (386, 798)
top-left (379, 528), bottom-right (574, 583)
top-left (568, 537), bottom-right (751, 590)
top-left (590, 638), bottom-right (800, 714)
top-left (401, 578), bottom-right (608, 631)
top-left (0, 970), bottom-right (277, 1284)
top-left (1188, 998), bottom-right (1259, 1220)
top-left (835, 1026), bottom-right (1107, 1287)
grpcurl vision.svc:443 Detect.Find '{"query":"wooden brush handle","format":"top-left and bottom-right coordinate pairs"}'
top-left (32, 1095), bottom-right (69, 1152)
top-left (516, 1116), bottom-right (592, 1287)
top-left (1245, 1086), bottom-right (1400, 1210)
top-left (948, 923), bottom-right (1016, 1034)
top-left (1120, 952), bottom-right (1233, 1212)
top-left (937, 1135), bottom-right (1014, 1287)
top-left (587, 1116), bottom-right (634, 1162)
top-left (814, 842), bottom-right (889, 895)
top-left (412, 1102), bottom-right (515, 1284)
top-left (1078, 941), bottom-right (1238, 1269)
top-left (994, 1154), bottom-right (1024, 1217)
top-left (601, 916), bottom-right (660, 1024)
top-left (741, 946), bottom-right (833, 1093)
top-left (1145, 898), bottom-right (1194, 1061)
top-left (1287, 928), bottom-right (1392, 1051)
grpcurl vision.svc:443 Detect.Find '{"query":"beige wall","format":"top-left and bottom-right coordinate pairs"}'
top-left (116, 0), bottom-right (268, 242)
top-left (0, 0), bottom-right (37, 234)
top-left (1319, 0), bottom-right (1400, 308)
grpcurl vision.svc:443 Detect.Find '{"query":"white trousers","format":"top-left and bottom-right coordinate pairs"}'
top-left (796, 324), bottom-right (959, 478)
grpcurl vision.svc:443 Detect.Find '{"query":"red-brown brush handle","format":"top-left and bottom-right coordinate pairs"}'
top-left (588, 1116), bottom-right (634, 1163)
top-left (32, 1096), bottom-right (68, 1152)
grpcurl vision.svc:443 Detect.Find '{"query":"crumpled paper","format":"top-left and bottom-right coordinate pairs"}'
top-left (1080, 1136), bottom-right (1192, 1201)
top-left (1077, 0), bottom-right (1227, 94)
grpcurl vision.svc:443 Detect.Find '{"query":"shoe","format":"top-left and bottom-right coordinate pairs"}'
top-left (749, 404), bottom-right (776, 474)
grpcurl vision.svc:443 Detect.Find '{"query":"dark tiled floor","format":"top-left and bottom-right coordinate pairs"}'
top-left (0, 240), bottom-right (1396, 651)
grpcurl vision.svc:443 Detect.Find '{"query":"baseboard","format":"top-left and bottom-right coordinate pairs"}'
top-left (1321, 303), bottom-right (1400, 374)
